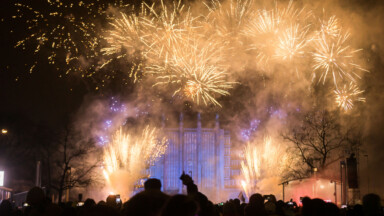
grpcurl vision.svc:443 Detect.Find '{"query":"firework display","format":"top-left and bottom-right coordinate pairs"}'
top-left (100, 0), bottom-right (366, 107)
top-left (7, 0), bottom-right (377, 203)
top-left (13, 0), bottom-right (368, 108)
top-left (103, 126), bottom-right (168, 198)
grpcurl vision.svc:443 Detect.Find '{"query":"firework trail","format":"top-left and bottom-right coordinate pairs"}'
top-left (241, 141), bottom-right (260, 198)
top-left (103, 126), bottom-right (167, 199)
top-left (334, 82), bottom-right (365, 111)
top-left (241, 136), bottom-right (287, 198)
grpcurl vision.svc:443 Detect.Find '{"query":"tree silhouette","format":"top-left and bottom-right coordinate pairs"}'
top-left (282, 109), bottom-right (356, 180)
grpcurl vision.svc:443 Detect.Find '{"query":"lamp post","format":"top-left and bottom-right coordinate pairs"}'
top-left (364, 154), bottom-right (369, 193)
top-left (340, 161), bottom-right (346, 206)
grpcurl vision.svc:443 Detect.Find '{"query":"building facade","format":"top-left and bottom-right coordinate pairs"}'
top-left (148, 113), bottom-right (242, 202)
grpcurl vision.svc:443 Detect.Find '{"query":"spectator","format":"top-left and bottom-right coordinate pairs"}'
top-left (161, 194), bottom-right (198, 216)
top-left (325, 202), bottom-right (340, 216)
top-left (0, 199), bottom-right (13, 216)
top-left (363, 193), bottom-right (383, 216)
top-left (84, 198), bottom-right (96, 208)
top-left (122, 178), bottom-right (170, 216)
top-left (244, 193), bottom-right (267, 216)
top-left (144, 178), bottom-right (162, 191)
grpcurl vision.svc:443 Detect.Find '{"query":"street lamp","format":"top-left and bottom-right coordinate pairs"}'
top-left (1, 129), bottom-right (7, 134)
top-left (364, 154), bottom-right (369, 193)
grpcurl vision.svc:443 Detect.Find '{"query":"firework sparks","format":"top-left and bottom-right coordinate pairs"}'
top-left (275, 24), bottom-right (310, 61)
top-left (101, 11), bottom-right (148, 58)
top-left (241, 141), bottom-right (260, 197)
top-left (319, 15), bottom-right (341, 38)
top-left (143, 0), bottom-right (199, 59)
top-left (13, 0), bottom-right (136, 87)
top-left (241, 137), bottom-right (287, 197)
top-left (14, 0), bottom-right (103, 74)
top-left (243, 1), bottom-right (310, 67)
top-left (136, 1), bottom-right (236, 107)
top-left (147, 37), bottom-right (234, 107)
top-left (312, 31), bottom-right (367, 88)
top-left (103, 126), bottom-right (168, 198)
top-left (205, 0), bottom-right (254, 37)
top-left (334, 82), bottom-right (365, 111)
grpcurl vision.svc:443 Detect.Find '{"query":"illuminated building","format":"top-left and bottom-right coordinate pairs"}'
top-left (147, 113), bottom-right (242, 202)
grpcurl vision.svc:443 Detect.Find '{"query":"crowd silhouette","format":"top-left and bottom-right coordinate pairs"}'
top-left (0, 173), bottom-right (383, 216)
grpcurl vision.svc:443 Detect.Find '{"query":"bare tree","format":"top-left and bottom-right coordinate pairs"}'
top-left (50, 126), bottom-right (100, 203)
top-left (282, 110), bottom-right (351, 180)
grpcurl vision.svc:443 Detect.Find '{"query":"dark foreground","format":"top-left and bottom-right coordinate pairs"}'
top-left (0, 177), bottom-right (383, 216)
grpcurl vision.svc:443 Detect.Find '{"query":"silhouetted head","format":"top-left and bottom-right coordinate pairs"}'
top-left (301, 197), bottom-right (312, 216)
top-left (106, 195), bottom-right (117, 208)
top-left (26, 187), bottom-right (45, 206)
top-left (97, 201), bottom-right (106, 206)
top-left (363, 193), bottom-right (382, 216)
top-left (310, 198), bottom-right (326, 216)
top-left (144, 178), bottom-right (162, 191)
top-left (325, 202), bottom-right (339, 216)
top-left (233, 198), bottom-right (241, 209)
top-left (84, 198), bottom-right (96, 208)
top-left (249, 193), bottom-right (264, 206)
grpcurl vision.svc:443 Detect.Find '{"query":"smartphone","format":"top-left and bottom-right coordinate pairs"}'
top-left (116, 194), bottom-right (121, 204)
top-left (341, 205), bottom-right (347, 209)
top-left (77, 202), bottom-right (84, 206)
